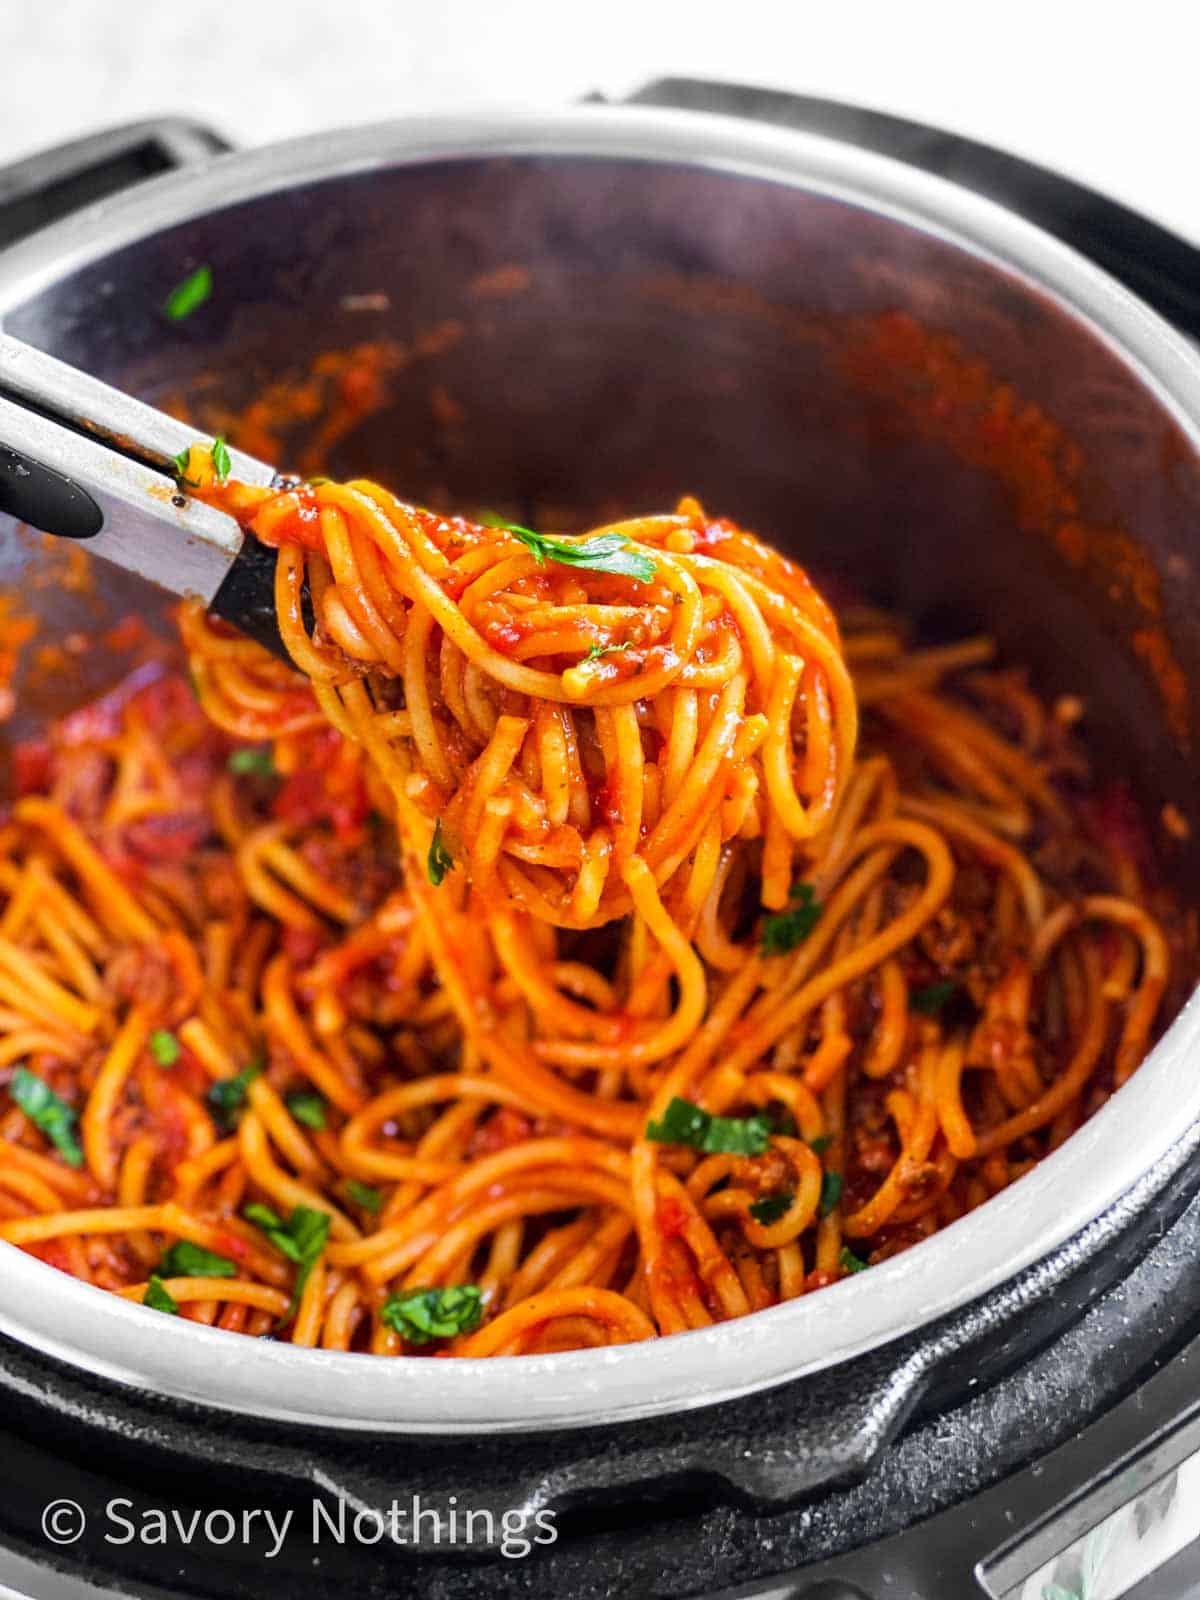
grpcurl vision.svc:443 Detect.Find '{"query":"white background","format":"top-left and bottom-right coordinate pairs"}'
top-left (0, 0), bottom-right (1197, 242)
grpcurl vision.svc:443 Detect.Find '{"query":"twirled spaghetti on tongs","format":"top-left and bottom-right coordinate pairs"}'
top-left (0, 446), bottom-right (1186, 1354)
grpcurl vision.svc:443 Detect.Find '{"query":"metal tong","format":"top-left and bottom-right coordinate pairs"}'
top-left (0, 332), bottom-right (287, 654)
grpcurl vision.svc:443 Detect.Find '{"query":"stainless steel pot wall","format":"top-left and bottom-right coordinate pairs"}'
top-left (1, 108), bottom-right (1200, 1433)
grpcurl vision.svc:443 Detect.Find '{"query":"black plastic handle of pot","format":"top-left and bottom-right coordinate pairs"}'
top-left (727, 1330), bottom-right (1200, 1600)
top-left (625, 77), bottom-right (1200, 344)
top-left (0, 117), bottom-right (231, 251)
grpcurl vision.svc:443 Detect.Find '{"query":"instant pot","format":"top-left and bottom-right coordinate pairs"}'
top-left (3, 80), bottom-right (1200, 1600)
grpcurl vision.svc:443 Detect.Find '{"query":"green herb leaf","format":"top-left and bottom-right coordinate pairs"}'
top-left (808, 1134), bottom-right (832, 1155)
top-left (286, 1091), bottom-right (326, 1131)
top-left (149, 1028), bottom-right (180, 1068)
top-left (486, 516), bottom-right (657, 585)
top-left (583, 640), bottom-right (632, 663)
top-left (243, 1201), bottom-right (287, 1240)
top-left (380, 1285), bottom-right (484, 1345)
top-left (243, 1203), bottom-right (331, 1315)
top-left (163, 264), bottom-right (213, 322)
top-left (748, 1192), bottom-right (793, 1225)
top-left (427, 819), bottom-right (454, 886)
top-left (171, 445), bottom-right (198, 486)
top-left (479, 511), bottom-right (531, 529)
top-left (9, 1067), bottom-right (83, 1167)
top-left (210, 436), bottom-right (231, 485)
top-left (761, 882), bottom-right (823, 956)
top-left (645, 1096), bottom-right (771, 1157)
top-left (207, 1059), bottom-right (263, 1133)
top-left (227, 746), bottom-right (275, 777)
top-left (839, 1246), bottom-right (869, 1275)
top-left (910, 979), bottom-right (958, 1015)
top-left (158, 1240), bottom-right (236, 1279)
top-left (819, 1171), bottom-right (843, 1216)
top-left (144, 1275), bottom-right (179, 1314)
top-left (345, 1179), bottom-right (383, 1213)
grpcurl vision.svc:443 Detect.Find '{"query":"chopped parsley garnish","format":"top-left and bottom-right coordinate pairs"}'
top-left (483, 515), bottom-right (656, 584)
top-left (479, 511), bottom-right (535, 533)
top-left (9, 1067), bottom-right (83, 1167)
top-left (144, 1275), bottom-right (179, 1314)
top-left (819, 1171), bottom-right (843, 1216)
top-left (243, 1202), bottom-right (331, 1314)
top-left (158, 1240), bottom-right (236, 1280)
top-left (210, 436), bottom-right (232, 485)
top-left (910, 980), bottom-right (958, 1015)
top-left (583, 640), bottom-right (632, 663)
top-left (748, 1192), bottom-right (793, 1225)
top-left (285, 1091), bottom-right (326, 1131)
top-left (645, 1096), bottom-right (771, 1157)
top-left (808, 1134), bottom-right (832, 1155)
top-left (380, 1285), bottom-right (483, 1345)
top-left (163, 263), bottom-right (212, 322)
top-left (149, 1028), bottom-right (180, 1068)
top-left (206, 1060), bottom-right (263, 1133)
top-left (427, 819), bottom-right (454, 886)
top-left (228, 746), bottom-right (274, 777)
top-left (839, 1246), bottom-right (869, 1275)
top-left (172, 444), bottom-right (198, 487)
top-left (761, 882), bottom-right (822, 956)
top-left (345, 1179), bottom-right (383, 1213)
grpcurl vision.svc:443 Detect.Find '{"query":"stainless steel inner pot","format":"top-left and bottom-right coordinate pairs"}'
top-left (2, 107), bottom-right (1200, 1434)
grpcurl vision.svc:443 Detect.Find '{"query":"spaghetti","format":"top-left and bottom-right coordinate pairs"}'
top-left (0, 455), bottom-right (1190, 1357)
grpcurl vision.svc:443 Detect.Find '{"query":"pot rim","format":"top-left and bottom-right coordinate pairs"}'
top-left (2, 104), bottom-right (1200, 1433)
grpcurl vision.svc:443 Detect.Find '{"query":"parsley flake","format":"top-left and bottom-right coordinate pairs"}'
top-left (163, 264), bottom-right (212, 322)
top-left (149, 1028), bottom-right (180, 1068)
top-left (761, 882), bottom-right (823, 956)
top-left (381, 1285), bottom-right (483, 1344)
top-left (345, 1179), bottom-right (383, 1213)
top-left (158, 1240), bottom-right (236, 1279)
top-left (910, 980), bottom-right (958, 1015)
top-left (243, 1202), bottom-right (331, 1315)
top-left (819, 1171), bottom-right (843, 1216)
top-left (286, 1091), bottom-right (326, 1131)
top-left (9, 1067), bottom-right (83, 1167)
top-left (483, 515), bottom-right (656, 584)
top-left (210, 436), bottom-right (231, 485)
top-left (207, 1059), bottom-right (263, 1133)
top-left (645, 1096), bottom-right (771, 1157)
top-left (427, 819), bottom-right (454, 886)
top-left (583, 640), bottom-right (632, 663)
top-left (171, 444), bottom-right (198, 487)
top-left (148, 1030), bottom-right (180, 1068)
top-left (748, 1192), bottom-right (793, 1225)
top-left (144, 1275), bottom-right (179, 1314)
top-left (839, 1246), bottom-right (869, 1275)
top-left (227, 746), bottom-right (275, 777)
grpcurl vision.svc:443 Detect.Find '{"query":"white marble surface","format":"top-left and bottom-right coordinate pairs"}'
top-left (0, 0), bottom-right (1197, 242)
